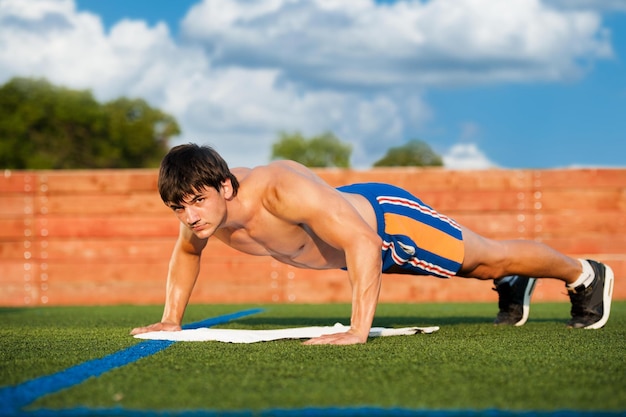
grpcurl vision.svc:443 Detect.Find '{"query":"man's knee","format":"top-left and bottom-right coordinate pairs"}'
top-left (459, 227), bottom-right (509, 279)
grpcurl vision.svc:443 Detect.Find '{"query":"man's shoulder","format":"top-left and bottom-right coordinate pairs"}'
top-left (234, 162), bottom-right (297, 200)
top-left (238, 161), bottom-right (314, 184)
top-left (239, 161), bottom-right (327, 205)
top-left (234, 160), bottom-right (298, 173)
top-left (262, 160), bottom-right (309, 173)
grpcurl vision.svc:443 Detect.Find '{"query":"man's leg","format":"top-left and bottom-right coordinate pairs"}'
top-left (457, 226), bottom-right (581, 282)
top-left (457, 226), bottom-right (614, 329)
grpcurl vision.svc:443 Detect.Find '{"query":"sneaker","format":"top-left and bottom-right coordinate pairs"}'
top-left (567, 260), bottom-right (614, 329)
top-left (493, 276), bottom-right (536, 326)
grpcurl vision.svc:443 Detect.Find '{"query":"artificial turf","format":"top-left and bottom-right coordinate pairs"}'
top-left (1, 302), bottom-right (625, 414)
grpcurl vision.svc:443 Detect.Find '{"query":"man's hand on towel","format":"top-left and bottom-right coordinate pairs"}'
top-left (302, 329), bottom-right (367, 345)
top-left (130, 321), bottom-right (181, 336)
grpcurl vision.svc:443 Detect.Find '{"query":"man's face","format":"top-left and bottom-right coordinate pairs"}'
top-left (166, 186), bottom-right (228, 238)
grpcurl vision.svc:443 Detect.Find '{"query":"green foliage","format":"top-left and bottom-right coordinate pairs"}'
top-left (0, 77), bottom-right (180, 169)
top-left (374, 139), bottom-right (443, 167)
top-left (271, 131), bottom-right (352, 168)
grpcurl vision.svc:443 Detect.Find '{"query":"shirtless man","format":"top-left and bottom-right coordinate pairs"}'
top-left (131, 144), bottom-right (614, 345)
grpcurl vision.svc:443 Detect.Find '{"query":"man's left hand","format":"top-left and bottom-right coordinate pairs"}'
top-left (302, 330), bottom-right (367, 345)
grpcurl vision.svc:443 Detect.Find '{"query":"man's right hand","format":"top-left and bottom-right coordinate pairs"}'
top-left (130, 322), bottom-right (181, 336)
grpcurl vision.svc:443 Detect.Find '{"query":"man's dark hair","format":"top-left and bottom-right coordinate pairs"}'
top-left (158, 143), bottom-right (240, 204)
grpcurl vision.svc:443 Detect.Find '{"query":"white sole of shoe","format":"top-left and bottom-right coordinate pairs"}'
top-left (584, 264), bottom-right (614, 330)
top-left (515, 278), bottom-right (537, 326)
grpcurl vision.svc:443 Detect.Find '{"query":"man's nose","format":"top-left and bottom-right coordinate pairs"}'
top-left (186, 207), bottom-right (200, 224)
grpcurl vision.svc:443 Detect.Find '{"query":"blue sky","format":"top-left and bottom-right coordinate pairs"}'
top-left (1, 0), bottom-right (625, 169)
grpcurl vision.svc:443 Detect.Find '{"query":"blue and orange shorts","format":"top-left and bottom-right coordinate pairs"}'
top-left (338, 183), bottom-right (464, 278)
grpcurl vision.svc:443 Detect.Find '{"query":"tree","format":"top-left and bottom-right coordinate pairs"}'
top-left (0, 77), bottom-right (180, 169)
top-left (271, 131), bottom-right (352, 168)
top-left (373, 139), bottom-right (443, 167)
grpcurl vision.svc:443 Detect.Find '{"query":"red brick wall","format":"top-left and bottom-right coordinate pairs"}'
top-left (1, 168), bottom-right (624, 306)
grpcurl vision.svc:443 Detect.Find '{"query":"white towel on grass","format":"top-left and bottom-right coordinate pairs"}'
top-left (134, 323), bottom-right (439, 343)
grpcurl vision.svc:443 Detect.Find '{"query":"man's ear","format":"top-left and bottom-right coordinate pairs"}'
top-left (221, 178), bottom-right (234, 200)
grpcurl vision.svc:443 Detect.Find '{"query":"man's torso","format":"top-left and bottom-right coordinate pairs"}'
top-left (212, 163), bottom-right (377, 270)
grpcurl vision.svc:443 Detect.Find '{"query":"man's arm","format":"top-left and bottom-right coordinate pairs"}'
top-left (266, 163), bottom-right (383, 345)
top-left (130, 224), bottom-right (207, 335)
top-left (303, 211), bottom-right (382, 345)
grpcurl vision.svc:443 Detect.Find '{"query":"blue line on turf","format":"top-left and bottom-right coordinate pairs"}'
top-left (0, 308), bottom-right (264, 416)
top-left (6, 406), bottom-right (626, 417)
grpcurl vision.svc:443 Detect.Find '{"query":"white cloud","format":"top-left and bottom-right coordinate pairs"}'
top-left (442, 143), bottom-right (497, 170)
top-left (0, 0), bottom-right (617, 168)
top-left (0, 0), bottom-right (203, 103)
top-left (182, 0), bottom-right (613, 88)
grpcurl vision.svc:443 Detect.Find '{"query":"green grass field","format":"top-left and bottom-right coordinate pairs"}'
top-left (1, 302), bottom-right (625, 416)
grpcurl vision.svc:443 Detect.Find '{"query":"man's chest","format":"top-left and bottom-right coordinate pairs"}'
top-left (216, 221), bottom-right (342, 269)
top-left (216, 212), bottom-right (310, 255)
